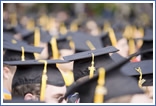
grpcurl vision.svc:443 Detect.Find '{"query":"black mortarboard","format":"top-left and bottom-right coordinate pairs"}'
top-left (99, 31), bottom-right (123, 47)
top-left (4, 59), bottom-right (67, 101)
top-left (63, 46), bottom-right (119, 81)
top-left (120, 60), bottom-right (153, 86)
top-left (4, 59), bottom-right (67, 88)
top-left (3, 41), bottom-right (43, 61)
top-left (71, 32), bottom-right (103, 53)
top-left (48, 32), bottom-right (75, 58)
top-left (110, 53), bottom-right (126, 63)
top-left (64, 48), bottom-right (153, 103)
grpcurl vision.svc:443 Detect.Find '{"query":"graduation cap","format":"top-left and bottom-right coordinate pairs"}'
top-left (4, 59), bottom-right (67, 101)
top-left (64, 48), bottom-right (153, 103)
top-left (3, 41), bottom-right (43, 61)
top-left (63, 46), bottom-right (119, 81)
top-left (99, 29), bottom-right (123, 47)
top-left (120, 60), bottom-right (153, 86)
top-left (110, 53), bottom-right (126, 63)
top-left (139, 29), bottom-right (153, 60)
top-left (71, 31), bottom-right (103, 52)
top-left (47, 32), bottom-right (75, 59)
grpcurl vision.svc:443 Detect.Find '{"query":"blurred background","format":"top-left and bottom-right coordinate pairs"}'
top-left (3, 3), bottom-right (153, 33)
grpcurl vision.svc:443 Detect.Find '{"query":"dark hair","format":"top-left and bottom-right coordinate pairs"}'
top-left (12, 84), bottom-right (41, 99)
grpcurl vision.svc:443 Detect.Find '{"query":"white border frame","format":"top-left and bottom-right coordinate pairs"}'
top-left (1, 1), bottom-right (155, 105)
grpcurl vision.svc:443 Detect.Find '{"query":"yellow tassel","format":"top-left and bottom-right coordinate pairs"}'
top-left (88, 53), bottom-right (95, 78)
top-left (135, 67), bottom-right (146, 88)
top-left (128, 39), bottom-right (136, 55)
top-left (11, 39), bottom-right (17, 44)
top-left (70, 22), bottom-right (78, 32)
top-left (61, 71), bottom-right (74, 86)
top-left (21, 46), bottom-right (25, 61)
top-left (108, 28), bottom-right (117, 47)
top-left (50, 37), bottom-right (59, 59)
top-left (94, 67), bottom-right (107, 103)
top-left (3, 93), bottom-right (12, 100)
top-left (26, 19), bottom-right (35, 31)
top-left (38, 60), bottom-right (48, 101)
top-left (60, 23), bottom-right (68, 35)
top-left (34, 27), bottom-right (40, 59)
top-left (86, 40), bottom-right (95, 50)
top-left (103, 22), bottom-right (111, 33)
top-left (67, 36), bottom-right (75, 50)
top-left (10, 13), bottom-right (17, 27)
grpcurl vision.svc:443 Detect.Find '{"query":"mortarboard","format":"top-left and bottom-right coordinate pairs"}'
top-left (99, 30), bottom-right (123, 47)
top-left (3, 41), bottom-right (43, 61)
top-left (64, 48), bottom-right (153, 103)
top-left (4, 59), bottom-right (67, 101)
top-left (110, 53), bottom-right (126, 63)
top-left (63, 46), bottom-right (119, 81)
top-left (120, 60), bottom-right (153, 86)
top-left (71, 31), bottom-right (103, 52)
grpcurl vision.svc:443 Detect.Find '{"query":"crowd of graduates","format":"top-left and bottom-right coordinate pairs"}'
top-left (3, 3), bottom-right (153, 103)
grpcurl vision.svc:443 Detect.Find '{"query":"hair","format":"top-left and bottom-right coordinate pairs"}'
top-left (3, 64), bottom-right (17, 73)
top-left (12, 84), bottom-right (41, 99)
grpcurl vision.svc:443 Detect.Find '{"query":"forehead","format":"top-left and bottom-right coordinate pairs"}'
top-left (46, 84), bottom-right (66, 95)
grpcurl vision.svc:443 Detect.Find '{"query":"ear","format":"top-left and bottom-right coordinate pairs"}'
top-left (3, 66), bottom-right (10, 80)
top-left (24, 93), bottom-right (34, 101)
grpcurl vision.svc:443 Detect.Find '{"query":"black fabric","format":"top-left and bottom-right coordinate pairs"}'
top-left (3, 50), bottom-right (35, 61)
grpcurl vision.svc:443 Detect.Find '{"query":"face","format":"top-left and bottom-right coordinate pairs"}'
top-left (116, 38), bottom-right (129, 57)
top-left (44, 84), bottom-right (67, 103)
top-left (3, 65), bottom-right (17, 92)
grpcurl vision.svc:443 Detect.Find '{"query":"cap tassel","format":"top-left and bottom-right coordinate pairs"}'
top-left (70, 22), bottom-right (78, 32)
top-left (128, 39), bottom-right (136, 55)
top-left (34, 27), bottom-right (40, 59)
top-left (11, 39), bottom-right (17, 44)
top-left (94, 67), bottom-right (107, 103)
top-left (67, 36), bottom-right (75, 50)
top-left (26, 19), bottom-right (35, 31)
top-left (10, 13), bottom-right (17, 27)
top-left (108, 28), bottom-right (117, 47)
top-left (88, 53), bottom-right (95, 78)
top-left (60, 23), bottom-right (68, 35)
top-left (135, 67), bottom-right (146, 88)
top-left (50, 37), bottom-right (59, 59)
top-left (38, 60), bottom-right (48, 101)
top-left (21, 46), bottom-right (25, 61)
top-left (86, 40), bottom-right (95, 50)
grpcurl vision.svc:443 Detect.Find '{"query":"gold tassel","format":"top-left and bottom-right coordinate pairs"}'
top-left (135, 67), bottom-right (146, 88)
top-left (60, 23), bottom-right (68, 35)
top-left (103, 22), bottom-right (111, 33)
top-left (108, 28), bottom-right (117, 47)
top-left (26, 19), bottom-right (35, 31)
top-left (70, 22), bottom-right (78, 32)
top-left (67, 36), bottom-right (75, 50)
top-left (128, 39), bottom-right (136, 55)
top-left (11, 39), bottom-right (17, 44)
top-left (86, 40), bottom-right (95, 50)
top-left (50, 37), bottom-right (59, 59)
top-left (34, 27), bottom-right (40, 59)
top-left (21, 46), bottom-right (25, 61)
top-left (88, 53), bottom-right (95, 78)
top-left (3, 93), bottom-right (12, 100)
top-left (94, 67), bottom-right (107, 103)
top-left (10, 13), bottom-right (17, 27)
top-left (38, 60), bottom-right (48, 101)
